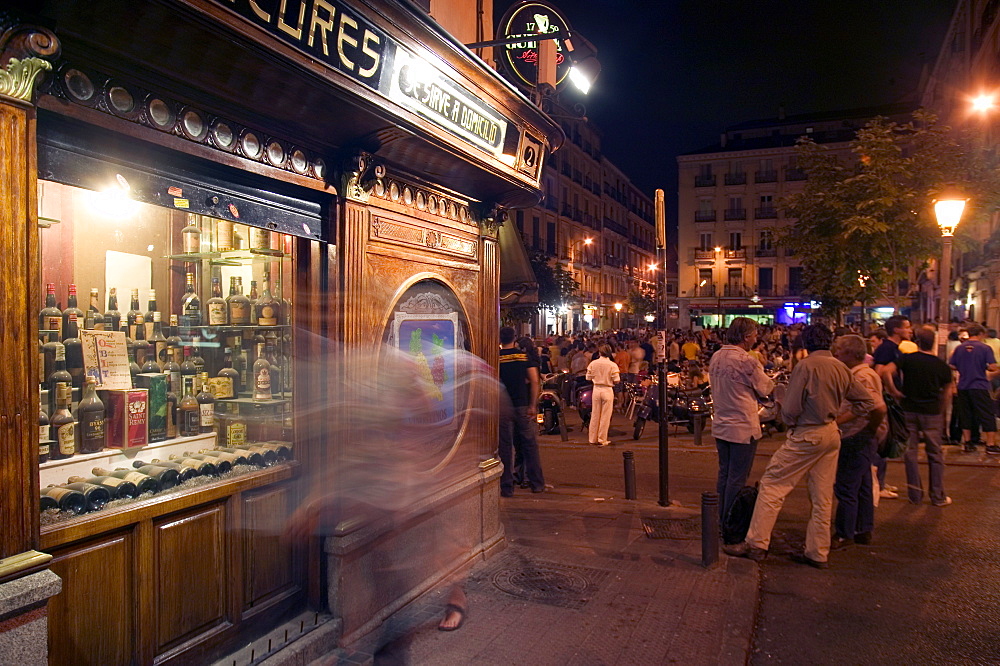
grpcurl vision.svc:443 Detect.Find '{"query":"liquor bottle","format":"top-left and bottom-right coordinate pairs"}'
top-left (196, 372), bottom-right (216, 433)
top-left (76, 376), bottom-right (106, 454)
top-left (217, 347), bottom-right (241, 396)
top-left (68, 475), bottom-right (138, 500)
top-left (222, 411), bottom-right (248, 448)
top-left (42, 330), bottom-right (60, 383)
top-left (181, 272), bottom-right (202, 326)
top-left (252, 341), bottom-right (273, 401)
top-left (232, 338), bottom-right (248, 391)
top-left (256, 273), bottom-right (278, 326)
top-left (248, 279), bottom-right (259, 305)
top-left (216, 220), bottom-right (234, 252)
top-left (62, 482), bottom-right (112, 512)
top-left (274, 279), bottom-right (290, 326)
top-left (206, 277), bottom-right (227, 325)
top-left (167, 315), bottom-right (182, 349)
top-left (249, 226), bottom-right (270, 251)
top-left (178, 375), bottom-right (200, 437)
top-left (104, 287), bottom-right (121, 331)
top-left (150, 312), bottom-right (169, 368)
top-left (180, 346), bottom-right (198, 390)
top-left (132, 313), bottom-right (150, 369)
top-left (165, 346), bottom-right (182, 395)
top-left (127, 340), bottom-right (141, 382)
top-left (179, 451), bottom-right (233, 474)
top-left (39, 282), bottom-right (63, 340)
top-left (264, 335), bottom-right (281, 396)
top-left (191, 338), bottom-right (206, 378)
top-left (126, 288), bottom-right (144, 341)
top-left (144, 289), bottom-right (158, 340)
top-left (128, 464), bottom-right (180, 490)
top-left (166, 383), bottom-right (178, 439)
top-left (228, 276), bottom-right (251, 325)
top-left (63, 313), bottom-right (84, 388)
top-left (219, 445), bottom-right (269, 466)
top-left (48, 382), bottom-right (76, 460)
top-left (134, 459), bottom-right (197, 484)
top-left (91, 467), bottom-right (161, 495)
top-left (40, 485), bottom-right (86, 514)
top-left (46, 346), bottom-right (72, 416)
top-left (181, 214), bottom-right (201, 253)
top-left (86, 287), bottom-right (104, 331)
top-left (255, 441), bottom-right (292, 461)
top-left (38, 387), bottom-right (50, 464)
top-left (62, 284), bottom-right (84, 341)
top-left (154, 455), bottom-right (218, 476)
top-left (140, 349), bottom-right (160, 374)
top-left (198, 447), bottom-right (254, 466)
top-left (40, 494), bottom-right (59, 511)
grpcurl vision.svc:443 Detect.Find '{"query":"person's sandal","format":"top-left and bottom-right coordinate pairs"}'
top-left (438, 604), bottom-right (465, 631)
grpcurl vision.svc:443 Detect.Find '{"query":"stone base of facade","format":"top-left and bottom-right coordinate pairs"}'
top-left (0, 569), bottom-right (62, 666)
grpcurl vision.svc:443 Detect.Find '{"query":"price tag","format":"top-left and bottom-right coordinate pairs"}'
top-left (81, 330), bottom-right (132, 390)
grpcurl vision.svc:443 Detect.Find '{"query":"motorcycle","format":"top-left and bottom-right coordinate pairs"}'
top-left (758, 370), bottom-right (789, 437)
top-left (536, 372), bottom-right (570, 440)
top-left (574, 376), bottom-right (594, 429)
top-left (632, 376), bottom-right (712, 440)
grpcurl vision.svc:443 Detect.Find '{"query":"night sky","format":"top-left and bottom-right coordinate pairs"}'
top-left (496, 0), bottom-right (957, 217)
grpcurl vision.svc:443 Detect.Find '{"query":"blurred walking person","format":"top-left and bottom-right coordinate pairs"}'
top-left (586, 345), bottom-right (620, 446)
top-left (498, 327), bottom-right (546, 496)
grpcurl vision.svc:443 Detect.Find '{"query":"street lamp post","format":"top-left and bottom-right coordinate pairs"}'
top-left (566, 236), bottom-right (593, 333)
top-left (934, 195), bottom-right (967, 356)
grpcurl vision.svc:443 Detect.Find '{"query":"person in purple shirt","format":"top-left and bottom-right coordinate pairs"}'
top-left (949, 324), bottom-right (999, 454)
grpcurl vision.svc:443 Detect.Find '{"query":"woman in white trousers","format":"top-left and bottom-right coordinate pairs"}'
top-left (587, 345), bottom-right (621, 446)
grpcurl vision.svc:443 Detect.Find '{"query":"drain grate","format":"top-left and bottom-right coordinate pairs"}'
top-left (642, 516), bottom-right (701, 540)
top-left (492, 561), bottom-right (609, 609)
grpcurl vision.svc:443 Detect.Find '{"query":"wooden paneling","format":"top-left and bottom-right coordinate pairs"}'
top-left (48, 533), bottom-right (136, 666)
top-left (154, 503), bottom-right (228, 652)
top-left (242, 483), bottom-right (295, 610)
top-left (0, 97), bottom-right (41, 558)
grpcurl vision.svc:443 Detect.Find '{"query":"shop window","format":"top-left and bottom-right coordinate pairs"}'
top-left (37, 179), bottom-right (295, 518)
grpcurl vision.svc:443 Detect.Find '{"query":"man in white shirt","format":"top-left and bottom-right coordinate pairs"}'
top-left (708, 317), bottom-right (775, 535)
top-left (586, 345), bottom-right (620, 446)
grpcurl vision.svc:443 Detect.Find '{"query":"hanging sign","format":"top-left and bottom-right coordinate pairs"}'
top-left (497, 1), bottom-right (574, 88)
top-left (81, 330), bottom-right (133, 390)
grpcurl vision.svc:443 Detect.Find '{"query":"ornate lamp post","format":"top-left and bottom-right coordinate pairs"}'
top-left (614, 301), bottom-right (623, 329)
top-left (934, 195), bottom-right (966, 354)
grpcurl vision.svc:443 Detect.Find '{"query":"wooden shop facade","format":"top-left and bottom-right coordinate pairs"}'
top-left (0, 0), bottom-right (560, 662)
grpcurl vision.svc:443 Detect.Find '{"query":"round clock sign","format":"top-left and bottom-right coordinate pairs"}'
top-left (497, 1), bottom-right (574, 89)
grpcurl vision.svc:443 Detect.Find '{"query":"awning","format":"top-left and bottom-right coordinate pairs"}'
top-left (498, 219), bottom-right (538, 307)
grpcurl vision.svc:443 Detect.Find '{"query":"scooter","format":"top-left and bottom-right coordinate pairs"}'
top-left (758, 370), bottom-right (789, 437)
top-left (632, 378), bottom-right (712, 440)
top-left (574, 376), bottom-right (594, 429)
top-left (537, 372), bottom-right (570, 440)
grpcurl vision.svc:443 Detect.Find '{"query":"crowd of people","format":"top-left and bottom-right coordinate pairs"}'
top-left (496, 313), bottom-right (998, 569)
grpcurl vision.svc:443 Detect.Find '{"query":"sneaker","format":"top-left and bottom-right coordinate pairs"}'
top-left (932, 496), bottom-right (953, 507)
top-left (986, 445), bottom-right (1000, 455)
top-left (879, 488), bottom-right (899, 499)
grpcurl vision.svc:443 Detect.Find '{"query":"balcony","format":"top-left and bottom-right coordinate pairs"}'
top-left (724, 208), bottom-right (747, 221)
top-left (691, 283), bottom-right (717, 297)
top-left (785, 167), bottom-right (807, 181)
top-left (754, 207), bottom-right (777, 219)
top-left (544, 198), bottom-right (558, 212)
top-left (756, 287), bottom-right (773, 296)
top-left (723, 248), bottom-right (746, 260)
top-left (695, 210), bottom-right (716, 222)
top-left (724, 173), bottom-right (747, 186)
top-left (754, 170), bottom-right (777, 183)
top-left (724, 284), bottom-right (753, 297)
top-left (561, 204), bottom-right (573, 218)
top-left (604, 218), bottom-right (629, 237)
top-left (755, 247), bottom-right (777, 257)
top-left (695, 175), bottom-right (716, 187)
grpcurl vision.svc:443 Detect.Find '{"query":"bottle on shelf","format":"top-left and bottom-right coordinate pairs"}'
top-left (76, 376), bottom-right (106, 454)
top-left (40, 494), bottom-right (59, 512)
top-left (134, 459), bottom-right (197, 484)
top-left (249, 226), bottom-right (270, 252)
top-left (63, 313), bottom-right (84, 388)
top-left (42, 330), bottom-right (60, 384)
top-left (61, 481), bottom-right (112, 512)
top-left (181, 214), bottom-right (202, 254)
top-left (144, 289), bottom-right (158, 340)
top-left (46, 347), bottom-right (72, 417)
top-left (232, 338), bottom-right (248, 392)
top-left (126, 288), bottom-right (144, 342)
top-left (191, 338), bottom-right (206, 378)
top-left (167, 314), bottom-right (182, 349)
top-left (38, 387), bottom-right (50, 464)
top-left (181, 272), bottom-right (202, 326)
top-left (180, 346), bottom-right (198, 389)
top-left (255, 441), bottom-right (292, 461)
top-left (228, 276), bottom-right (251, 325)
top-left (217, 347), bottom-right (241, 396)
top-left (264, 334), bottom-right (281, 396)
top-left (196, 447), bottom-right (253, 467)
top-left (248, 279), bottom-right (259, 305)
top-left (86, 287), bottom-right (104, 331)
top-left (40, 485), bottom-right (86, 514)
top-left (256, 273), bottom-right (278, 326)
top-left (274, 279), bottom-right (291, 326)
top-left (39, 282), bottom-right (63, 340)
top-left (125, 464), bottom-right (180, 490)
top-left (104, 287), bottom-right (121, 331)
top-left (165, 346), bottom-right (183, 394)
top-left (178, 375), bottom-right (200, 437)
top-left (154, 455), bottom-right (218, 476)
top-left (132, 314), bottom-right (150, 369)
top-left (252, 340), bottom-right (273, 401)
top-left (61, 284), bottom-right (84, 341)
top-left (127, 340), bottom-right (141, 382)
top-left (166, 383), bottom-right (178, 440)
top-left (216, 220), bottom-right (234, 252)
top-left (68, 474), bottom-right (138, 500)
top-left (175, 452), bottom-right (233, 474)
top-left (48, 382), bottom-right (76, 461)
top-left (206, 277), bottom-right (228, 325)
top-left (196, 372), bottom-right (215, 433)
top-left (219, 445), bottom-right (270, 466)
top-left (150, 311), bottom-right (169, 368)
top-left (140, 346), bottom-right (160, 375)
top-left (91, 467), bottom-right (160, 495)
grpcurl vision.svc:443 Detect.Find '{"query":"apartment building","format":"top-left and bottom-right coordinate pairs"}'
top-left (676, 103), bottom-right (914, 328)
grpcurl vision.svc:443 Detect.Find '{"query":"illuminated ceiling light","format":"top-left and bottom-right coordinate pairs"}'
top-left (88, 174), bottom-right (138, 219)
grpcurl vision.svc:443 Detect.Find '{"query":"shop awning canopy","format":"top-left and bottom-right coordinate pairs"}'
top-left (498, 217), bottom-right (538, 307)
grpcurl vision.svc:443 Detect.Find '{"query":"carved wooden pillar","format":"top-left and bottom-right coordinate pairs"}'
top-left (479, 216), bottom-right (501, 464)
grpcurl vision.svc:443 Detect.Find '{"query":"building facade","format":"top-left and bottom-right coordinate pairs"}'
top-left (676, 104), bottom-right (916, 328)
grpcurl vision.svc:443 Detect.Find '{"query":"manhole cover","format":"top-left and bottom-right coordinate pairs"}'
top-left (492, 561), bottom-right (608, 608)
top-left (642, 516), bottom-right (701, 540)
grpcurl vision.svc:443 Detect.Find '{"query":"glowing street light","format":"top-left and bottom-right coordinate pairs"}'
top-left (972, 93), bottom-right (996, 113)
top-left (934, 193), bottom-right (967, 339)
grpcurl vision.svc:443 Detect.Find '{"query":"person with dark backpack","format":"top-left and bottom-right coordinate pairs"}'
top-left (882, 326), bottom-right (954, 506)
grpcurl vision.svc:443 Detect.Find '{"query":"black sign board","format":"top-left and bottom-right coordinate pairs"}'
top-left (497, 1), bottom-right (573, 89)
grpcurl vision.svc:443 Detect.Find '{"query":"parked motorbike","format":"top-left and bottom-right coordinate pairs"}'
top-left (632, 377), bottom-right (712, 440)
top-left (537, 372), bottom-right (570, 440)
top-left (758, 370), bottom-right (789, 437)
top-left (574, 376), bottom-right (594, 429)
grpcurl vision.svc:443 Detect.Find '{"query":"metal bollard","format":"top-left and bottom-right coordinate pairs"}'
top-left (701, 491), bottom-right (719, 568)
top-left (623, 450), bottom-right (636, 500)
top-left (692, 413), bottom-right (704, 447)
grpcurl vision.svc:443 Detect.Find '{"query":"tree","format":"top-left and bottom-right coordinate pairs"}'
top-left (778, 110), bottom-right (1000, 321)
top-left (530, 250), bottom-right (579, 310)
top-left (625, 287), bottom-right (657, 319)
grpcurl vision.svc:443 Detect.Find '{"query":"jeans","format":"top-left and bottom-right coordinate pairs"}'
top-left (903, 412), bottom-right (947, 504)
top-left (715, 438), bottom-right (759, 524)
top-left (498, 402), bottom-right (545, 494)
top-left (833, 432), bottom-right (876, 539)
